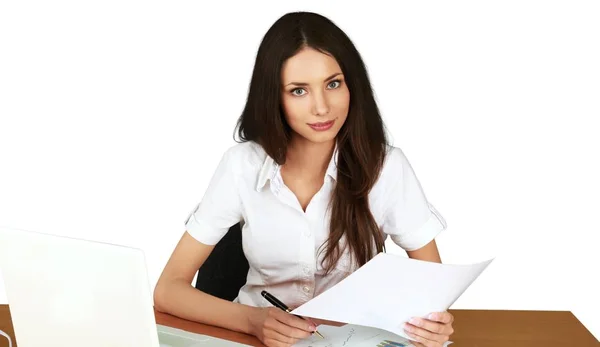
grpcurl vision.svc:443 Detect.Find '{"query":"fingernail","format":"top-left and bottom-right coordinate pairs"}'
top-left (428, 313), bottom-right (436, 320)
top-left (409, 317), bottom-right (420, 326)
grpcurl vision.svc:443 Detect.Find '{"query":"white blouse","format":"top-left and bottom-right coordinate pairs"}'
top-left (184, 141), bottom-right (446, 309)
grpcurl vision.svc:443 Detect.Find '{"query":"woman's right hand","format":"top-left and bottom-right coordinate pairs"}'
top-left (248, 307), bottom-right (316, 347)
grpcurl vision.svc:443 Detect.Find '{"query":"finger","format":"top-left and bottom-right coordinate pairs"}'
top-left (263, 337), bottom-right (292, 347)
top-left (427, 312), bottom-right (454, 324)
top-left (285, 305), bottom-right (314, 327)
top-left (404, 323), bottom-right (448, 345)
top-left (296, 315), bottom-right (318, 328)
top-left (266, 314), bottom-right (312, 340)
top-left (263, 328), bottom-right (300, 346)
top-left (304, 317), bottom-right (319, 327)
top-left (408, 317), bottom-right (454, 336)
top-left (273, 309), bottom-right (315, 333)
top-left (404, 330), bottom-right (437, 347)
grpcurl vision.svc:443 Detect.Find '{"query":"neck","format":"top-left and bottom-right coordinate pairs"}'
top-left (285, 136), bottom-right (335, 178)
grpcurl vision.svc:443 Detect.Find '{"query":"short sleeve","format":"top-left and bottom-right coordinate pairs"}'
top-left (382, 147), bottom-right (447, 251)
top-left (184, 147), bottom-right (243, 245)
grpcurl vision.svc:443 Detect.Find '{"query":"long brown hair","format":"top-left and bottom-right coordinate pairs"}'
top-left (235, 11), bottom-right (389, 273)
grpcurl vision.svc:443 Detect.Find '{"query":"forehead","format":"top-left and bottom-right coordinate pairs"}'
top-left (281, 47), bottom-right (342, 83)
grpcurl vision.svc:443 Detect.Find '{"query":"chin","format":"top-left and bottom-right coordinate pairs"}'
top-left (302, 132), bottom-right (338, 144)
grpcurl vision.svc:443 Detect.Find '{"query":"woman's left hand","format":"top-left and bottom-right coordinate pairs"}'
top-left (403, 311), bottom-right (454, 347)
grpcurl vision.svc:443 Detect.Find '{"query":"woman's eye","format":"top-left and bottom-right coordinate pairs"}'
top-left (328, 80), bottom-right (341, 89)
top-left (292, 88), bottom-right (306, 96)
top-left (290, 80), bottom-right (341, 96)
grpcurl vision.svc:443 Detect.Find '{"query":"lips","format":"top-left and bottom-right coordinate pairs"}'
top-left (309, 121), bottom-right (333, 126)
top-left (308, 119), bottom-right (335, 131)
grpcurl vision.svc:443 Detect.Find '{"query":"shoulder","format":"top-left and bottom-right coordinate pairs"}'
top-left (218, 141), bottom-right (267, 175)
top-left (381, 144), bottom-right (411, 176)
top-left (373, 144), bottom-right (417, 190)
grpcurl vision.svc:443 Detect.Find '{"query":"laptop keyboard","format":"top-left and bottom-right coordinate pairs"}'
top-left (159, 330), bottom-right (209, 347)
top-left (156, 324), bottom-right (251, 346)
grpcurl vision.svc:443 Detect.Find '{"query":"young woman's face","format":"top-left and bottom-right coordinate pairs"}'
top-left (280, 47), bottom-right (350, 145)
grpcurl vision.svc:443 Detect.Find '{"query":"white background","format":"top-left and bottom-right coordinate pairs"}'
top-left (1, 0), bottom-right (599, 341)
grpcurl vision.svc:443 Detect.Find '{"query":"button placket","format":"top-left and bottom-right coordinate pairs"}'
top-left (301, 209), bottom-right (318, 299)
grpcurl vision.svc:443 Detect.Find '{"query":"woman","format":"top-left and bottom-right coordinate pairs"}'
top-left (154, 11), bottom-right (454, 347)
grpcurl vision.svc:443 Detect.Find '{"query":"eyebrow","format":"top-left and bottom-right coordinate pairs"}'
top-left (285, 72), bottom-right (343, 87)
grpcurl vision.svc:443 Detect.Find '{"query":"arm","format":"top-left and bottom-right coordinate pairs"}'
top-left (154, 231), bottom-right (316, 345)
top-left (152, 148), bottom-right (258, 333)
top-left (153, 231), bottom-right (257, 334)
top-left (406, 239), bottom-right (442, 263)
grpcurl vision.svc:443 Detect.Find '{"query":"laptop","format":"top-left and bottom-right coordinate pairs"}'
top-left (0, 226), bottom-right (250, 347)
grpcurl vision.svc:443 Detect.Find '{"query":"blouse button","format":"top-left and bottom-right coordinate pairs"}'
top-left (302, 285), bottom-right (310, 293)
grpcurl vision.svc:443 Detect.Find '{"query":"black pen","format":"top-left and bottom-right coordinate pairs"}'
top-left (261, 290), bottom-right (325, 339)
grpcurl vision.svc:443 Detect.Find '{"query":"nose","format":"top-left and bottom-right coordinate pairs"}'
top-left (310, 90), bottom-right (330, 116)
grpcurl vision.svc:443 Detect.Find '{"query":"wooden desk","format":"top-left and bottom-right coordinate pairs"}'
top-left (0, 306), bottom-right (16, 347)
top-left (0, 305), bottom-right (597, 346)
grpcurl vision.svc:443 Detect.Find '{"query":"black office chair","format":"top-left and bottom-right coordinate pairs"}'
top-left (194, 222), bottom-right (249, 301)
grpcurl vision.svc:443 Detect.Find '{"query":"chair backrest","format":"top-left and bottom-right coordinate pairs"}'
top-left (194, 223), bottom-right (249, 301)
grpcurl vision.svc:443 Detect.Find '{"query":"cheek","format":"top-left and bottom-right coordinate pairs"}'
top-left (281, 97), bottom-right (307, 124)
top-left (331, 90), bottom-right (350, 118)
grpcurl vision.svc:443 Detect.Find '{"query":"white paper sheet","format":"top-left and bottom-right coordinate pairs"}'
top-left (293, 253), bottom-right (493, 340)
top-left (293, 324), bottom-right (452, 347)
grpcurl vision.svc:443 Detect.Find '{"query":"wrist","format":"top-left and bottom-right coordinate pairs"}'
top-left (241, 305), bottom-right (261, 336)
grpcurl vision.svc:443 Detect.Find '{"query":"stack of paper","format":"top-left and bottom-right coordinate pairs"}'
top-left (294, 323), bottom-right (451, 347)
top-left (292, 252), bottom-right (493, 344)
